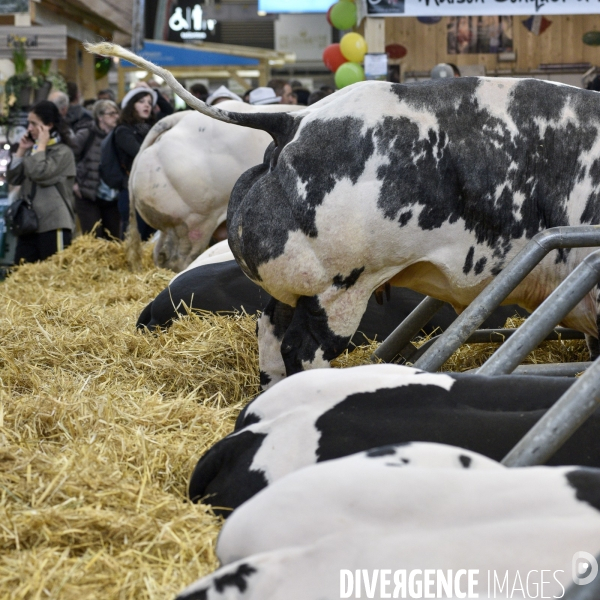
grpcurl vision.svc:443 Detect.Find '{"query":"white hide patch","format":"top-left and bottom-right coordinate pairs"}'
top-left (257, 311), bottom-right (286, 390)
top-left (474, 78), bottom-right (520, 140)
top-left (241, 365), bottom-right (456, 484)
top-left (170, 240), bottom-right (234, 283)
top-left (217, 452), bottom-right (600, 580)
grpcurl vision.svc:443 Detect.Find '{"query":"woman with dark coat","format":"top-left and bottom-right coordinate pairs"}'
top-left (113, 87), bottom-right (159, 240)
top-left (7, 100), bottom-right (76, 264)
top-left (70, 99), bottom-right (121, 239)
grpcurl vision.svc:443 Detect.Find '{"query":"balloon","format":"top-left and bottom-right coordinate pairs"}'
top-left (330, 1), bottom-right (356, 30)
top-left (340, 32), bottom-right (368, 63)
top-left (322, 43), bottom-right (348, 73)
top-left (326, 5), bottom-right (334, 26)
top-left (335, 62), bottom-right (365, 89)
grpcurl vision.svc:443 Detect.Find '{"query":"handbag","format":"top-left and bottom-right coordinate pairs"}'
top-left (5, 183), bottom-right (39, 236)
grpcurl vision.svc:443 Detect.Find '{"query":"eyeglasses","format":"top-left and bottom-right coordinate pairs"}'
top-left (102, 111), bottom-right (119, 117)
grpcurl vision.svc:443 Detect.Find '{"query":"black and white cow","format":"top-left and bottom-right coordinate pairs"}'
top-left (188, 364), bottom-right (600, 514)
top-left (178, 444), bottom-right (600, 600)
top-left (87, 43), bottom-right (600, 387)
top-left (136, 242), bottom-right (527, 341)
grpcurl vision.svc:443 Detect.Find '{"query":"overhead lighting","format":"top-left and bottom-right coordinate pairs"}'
top-left (237, 70), bottom-right (260, 77)
top-left (258, 10), bottom-right (267, 16)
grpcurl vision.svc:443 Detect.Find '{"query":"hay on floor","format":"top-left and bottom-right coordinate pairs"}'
top-left (0, 236), bottom-right (260, 599)
top-left (0, 235), bottom-right (587, 599)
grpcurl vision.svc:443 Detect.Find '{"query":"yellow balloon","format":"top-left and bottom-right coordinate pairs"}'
top-left (340, 32), bottom-right (368, 63)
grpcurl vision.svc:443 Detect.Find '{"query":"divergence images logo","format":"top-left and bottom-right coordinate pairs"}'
top-left (572, 552), bottom-right (599, 586)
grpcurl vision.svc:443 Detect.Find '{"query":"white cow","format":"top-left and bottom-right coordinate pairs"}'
top-left (178, 444), bottom-right (600, 600)
top-left (128, 103), bottom-right (300, 273)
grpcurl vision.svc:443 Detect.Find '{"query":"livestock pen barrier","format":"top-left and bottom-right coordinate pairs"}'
top-left (373, 225), bottom-right (600, 470)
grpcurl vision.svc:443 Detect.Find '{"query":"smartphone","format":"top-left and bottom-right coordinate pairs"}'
top-left (26, 132), bottom-right (35, 142)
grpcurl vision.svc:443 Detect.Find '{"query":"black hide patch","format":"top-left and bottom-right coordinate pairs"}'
top-left (188, 431), bottom-right (268, 516)
top-left (566, 469), bottom-right (600, 512)
top-left (459, 454), bottom-right (472, 468)
top-left (214, 564), bottom-right (257, 594)
top-left (280, 295), bottom-right (351, 375)
top-left (313, 375), bottom-right (596, 466)
top-left (366, 445), bottom-right (403, 458)
top-left (228, 78), bottom-right (600, 278)
top-left (333, 266), bottom-right (365, 290)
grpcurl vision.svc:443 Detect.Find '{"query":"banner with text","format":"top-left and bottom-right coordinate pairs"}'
top-left (364, 0), bottom-right (600, 17)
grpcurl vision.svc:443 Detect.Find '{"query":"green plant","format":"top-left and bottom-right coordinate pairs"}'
top-left (10, 36), bottom-right (28, 75)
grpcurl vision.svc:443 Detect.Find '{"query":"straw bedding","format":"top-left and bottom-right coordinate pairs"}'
top-left (0, 236), bottom-right (587, 599)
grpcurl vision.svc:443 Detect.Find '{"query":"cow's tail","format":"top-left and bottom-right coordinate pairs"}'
top-left (125, 154), bottom-right (143, 272)
top-left (84, 42), bottom-right (296, 143)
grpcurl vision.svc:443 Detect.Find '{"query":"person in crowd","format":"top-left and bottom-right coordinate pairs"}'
top-left (267, 78), bottom-right (295, 104)
top-left (97, 88), bottom-right (116, 102)
top-left (249, 87), bottom-right (282, 106)
top-left (113, 87), bottom-right (158, 241)
top-left (447, 63), bottom-right (462, 77)
top-left (308, 89), bottom-right (328, 106)
top-left (189, 83), bottom-right (209, 102)
top-left (48, 90), bottom-right (70, 118)
top-left (66, 82), bottom-right (93, 132)
top-left (143, 80), bottom-right (175, 120)
top-left (242, 88), bottom-right (254, 103)
top-left (70, 99), bottom-right (121, 239)
top-left (83, 98), bottom-right (97, 110)
top-left (206, 85), bottom-right (243, 106)
top-left (320, 85), bottom-right (335, 95)
top-left (292, 88), bottom-right (310, 106)
top-left (7, 100), bottom-right (76, 264)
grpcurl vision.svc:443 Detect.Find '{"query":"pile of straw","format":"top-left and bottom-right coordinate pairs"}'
top-left (0, 236), bottom-right (260, 599)
top-left (0, 235), bottom-right (586, 599)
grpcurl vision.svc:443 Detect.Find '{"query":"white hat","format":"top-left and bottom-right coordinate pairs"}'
top-left (249, 87), bottom-right (281, 105)
top-left (206, 85), bottom-right (243, 106)
top-left (121, 87), bottom-right (158, 109)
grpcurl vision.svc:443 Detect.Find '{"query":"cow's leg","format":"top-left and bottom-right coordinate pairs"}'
top-left (257, 297), bottom-right (295, 390)
top-left (280, 287), bottom-right (371, 377)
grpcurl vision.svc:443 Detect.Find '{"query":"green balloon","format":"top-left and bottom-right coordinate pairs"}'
top-left (335, 62), bottom-right (364, 89)
top-left (583, 31), bottom-right (600, 46)
top-left (330, 1), bottom-right (356, 30)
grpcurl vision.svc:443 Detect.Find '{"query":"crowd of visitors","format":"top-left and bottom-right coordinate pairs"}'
top-left (5, 77), bottom-right (334, 264)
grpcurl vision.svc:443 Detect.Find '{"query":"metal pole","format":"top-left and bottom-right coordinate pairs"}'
top-left (502, 355), bottom-right (600, 466)
top-left (414, 226), bottom-right (600, 372)
top-left (371, 297), bottom-right (446, 363)
top-left (478, 250), bottom-right (600, 376)
top-left (132, 0), bottom-right (146, 54)
top-left (463, 362), bottom-right (591, 377)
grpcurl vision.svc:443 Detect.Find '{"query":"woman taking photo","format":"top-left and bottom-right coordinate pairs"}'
top-left (113, 86), bottom-right (158, 240)
top-left (71, 99), bottom-right (121, 239)
top-left (7, 100), bottom-right (76, 264)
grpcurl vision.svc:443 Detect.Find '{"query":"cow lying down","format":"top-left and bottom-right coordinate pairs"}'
top-left (178, 442), bottom-right (600, 600)
top-left (136, 242), bottom-right (528, 344)
top-left (188, 364), bottom-right (600, 514)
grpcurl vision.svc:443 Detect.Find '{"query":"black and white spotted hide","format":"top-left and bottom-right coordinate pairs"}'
top-left (226, 78), bottom-right (600, 385)
top-left (177, 443), bottom-right (600, 600)
top-left (189, 364), bottom-right (600, 515)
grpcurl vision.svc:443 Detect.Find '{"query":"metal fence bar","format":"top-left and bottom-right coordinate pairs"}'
top-left (406, 327), bottom-right (584, 365)
top-left (464, 362), bottom-right (591, 377)
top-left (413, 226), bottom-right (600, 372)
top-left (371, 297), bottom-right (446, 363)
top-left (502, 355), bottom-right (600, 466)
top-left (478, 251), bottom-right (600, 376)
